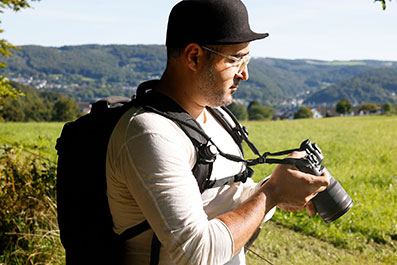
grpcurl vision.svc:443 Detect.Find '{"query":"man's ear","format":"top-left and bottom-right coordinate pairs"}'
top-left (184, 43), bottom-right (204, 72)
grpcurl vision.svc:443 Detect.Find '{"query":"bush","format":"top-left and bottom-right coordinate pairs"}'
top-left (294, 106), bottom-right (313, 119)
top-left (359, 102), bottom-right (379, 114)
top-left (382, 103), bottom-right (392, 114)
top-left (227, 102), bottom-right (248, 121)
top-left (248, 104), bottom-right (274, 120)
top-left (0, 145), bottom-right (64, 264)
top-left (52, 97), bottom-right (81, 121)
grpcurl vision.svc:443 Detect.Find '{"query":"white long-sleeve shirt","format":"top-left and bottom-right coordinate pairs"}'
top-left (106, 106), bottom-right (268, 265)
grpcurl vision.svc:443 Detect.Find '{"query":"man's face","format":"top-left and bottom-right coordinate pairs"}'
top-left (198, 43), bottom-right (250, 107)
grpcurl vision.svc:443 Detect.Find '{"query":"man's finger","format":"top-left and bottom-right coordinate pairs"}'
top-left (311, 171), bottom-right (331, 188)
top-left (305, 201), bottom-right (317, 217)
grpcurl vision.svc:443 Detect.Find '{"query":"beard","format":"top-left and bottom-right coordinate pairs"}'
top-left (198, 64), bottom-right (233, 107)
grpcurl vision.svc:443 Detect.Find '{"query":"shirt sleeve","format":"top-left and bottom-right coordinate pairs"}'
top-left (116, 113), bottom-right (234, 265)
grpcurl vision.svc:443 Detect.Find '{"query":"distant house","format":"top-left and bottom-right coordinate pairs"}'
top-left (78, 102), bottom-right (91, 113)
top-left (317, 107), bottom-right (338, 117)
top-left (311, 108), bottom-right (323, 119)
top-left (273, 110), bottom-right (295, 120)
top-left (355, 105), bottom-right (382, 116)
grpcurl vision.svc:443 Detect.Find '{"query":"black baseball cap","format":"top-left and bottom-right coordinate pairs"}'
top-left (166, 0), bottom-right (269, 47)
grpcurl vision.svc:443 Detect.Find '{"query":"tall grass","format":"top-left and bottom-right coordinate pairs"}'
top-left (0, 144), bottom-right (64, 264)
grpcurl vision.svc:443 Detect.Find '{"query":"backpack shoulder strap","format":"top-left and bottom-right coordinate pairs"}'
top-left (218, 105), bottom-right (262, 158)
top-left (136, 84), bottom-right (213, 193)
top-left (206, 106), bottom-right (244, 154)
top-left (119, 220), bottom-right (150, 240)
top-left (134, 80), bottom-right (258, 193)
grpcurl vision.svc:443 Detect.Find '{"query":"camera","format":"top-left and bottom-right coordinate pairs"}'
top-left (297, 139), bottom-right (353, 223)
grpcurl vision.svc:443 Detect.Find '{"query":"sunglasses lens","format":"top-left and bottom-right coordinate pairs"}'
top-left (237, 56), bottom-right (250, 74)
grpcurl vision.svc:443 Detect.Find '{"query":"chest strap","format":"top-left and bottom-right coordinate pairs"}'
top-left (204, 167), bottom-right (254, 190)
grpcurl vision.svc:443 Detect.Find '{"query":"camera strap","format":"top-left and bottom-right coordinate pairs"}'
top-left (218, 138), bottom-right (314, 169)
top-left (215, 107), bottom-right (314, 168)
top-left (245, 146), bottom-right (317, 169)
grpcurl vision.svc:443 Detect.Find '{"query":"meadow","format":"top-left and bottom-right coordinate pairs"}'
top-left (244, 115), bottom-right (397, 264)
top-left (0, 115), bottom-right (396, 264)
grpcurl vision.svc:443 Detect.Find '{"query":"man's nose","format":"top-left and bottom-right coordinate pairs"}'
top-left (236, 65), bottom-right (249, 81)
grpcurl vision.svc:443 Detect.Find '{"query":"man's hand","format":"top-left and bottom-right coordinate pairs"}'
top-left (217, 151), bottom-right (329, 256)
top-left (305, 201), bottom-right (317, 217)
top-left (261, 151), bottom-right (330, 216)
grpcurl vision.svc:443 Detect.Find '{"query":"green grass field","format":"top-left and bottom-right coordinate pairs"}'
top-left (0, 122), bottom-right (63, 163)
top-left (243, 115), bottom-right (397, 264)
top-left (0, 115), bottom-right (396, 264)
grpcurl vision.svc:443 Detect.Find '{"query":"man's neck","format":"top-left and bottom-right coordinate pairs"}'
top-left (155, 70), bottom-right (206, 119)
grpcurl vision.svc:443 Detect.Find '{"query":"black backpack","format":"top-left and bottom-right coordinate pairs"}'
top-left (55, 81), bottom-right (255, 265)
top-left (56, 95), bottom-right (132, 265)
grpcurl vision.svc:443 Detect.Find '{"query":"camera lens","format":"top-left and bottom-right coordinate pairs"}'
top-left (312, 169), bottom-right (354, 223)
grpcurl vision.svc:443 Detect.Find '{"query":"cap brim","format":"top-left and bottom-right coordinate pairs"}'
top-left (246, 32), bottom-right (269, 43)
top-left (200, 32), bottom-right (269, 46)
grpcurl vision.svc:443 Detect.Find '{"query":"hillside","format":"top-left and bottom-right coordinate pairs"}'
top-left (240, 58), bottom-right (395, 106)
top-left (1, 45), bottom-right (167, 102)
top-left (304, 67), bottom-right (397, 105)
top-left (1, 44), bottom-right (396, 106)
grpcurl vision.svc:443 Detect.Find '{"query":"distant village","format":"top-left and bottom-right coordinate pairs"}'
top-left (274, 100), bottom-right (383, 120)
top-left (11, 76), bottom-right (388, 120)
top-left (278, 106), bottom-right (383, 120)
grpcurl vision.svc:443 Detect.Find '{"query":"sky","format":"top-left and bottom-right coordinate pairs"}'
top-left (1, 0), bottom-right (397, 61)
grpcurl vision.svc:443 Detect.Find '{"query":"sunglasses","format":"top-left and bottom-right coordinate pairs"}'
top-left (201, 46), bottom-right (250, 75)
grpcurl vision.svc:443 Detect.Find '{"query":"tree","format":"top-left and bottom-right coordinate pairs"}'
top-left (382, 103), bottom-right (392, 114)
top-left (248, 100), bottom-right (260, 110)
top-left (52, 97), bottom-right (81, 121)
top-left (248, 104), bottom-right (274, 120)
top-left (294, 106), bottom-right (313, 119)
top-left (360, 102), bottom-right (378, 114)
top-left (0, 76), bottom-right (24, 108)
top-left (0, 99), bottom-right (25, 121)
top-left (336, 99), bottom-right (352, 115)
top-left (0, 0), bottom-right (38, 106)
top-left (374, 0), bottom-right (392, 10)
top-left (227, 102), bottom-right (248, 121)
top-left (0, 81), bottom-right (76, 121)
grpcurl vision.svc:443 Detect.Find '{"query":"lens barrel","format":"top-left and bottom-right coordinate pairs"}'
top-left (312, 168), bottom-right (354, 223)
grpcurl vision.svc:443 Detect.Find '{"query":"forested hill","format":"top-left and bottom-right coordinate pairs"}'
top-left (1, 44), bottom-right (396, 106)
top-left (304, 67), bottom-right (397, 105)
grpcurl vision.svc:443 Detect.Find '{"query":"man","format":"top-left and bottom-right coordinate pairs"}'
top-left (106, 0), bottom-right (330, 264)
